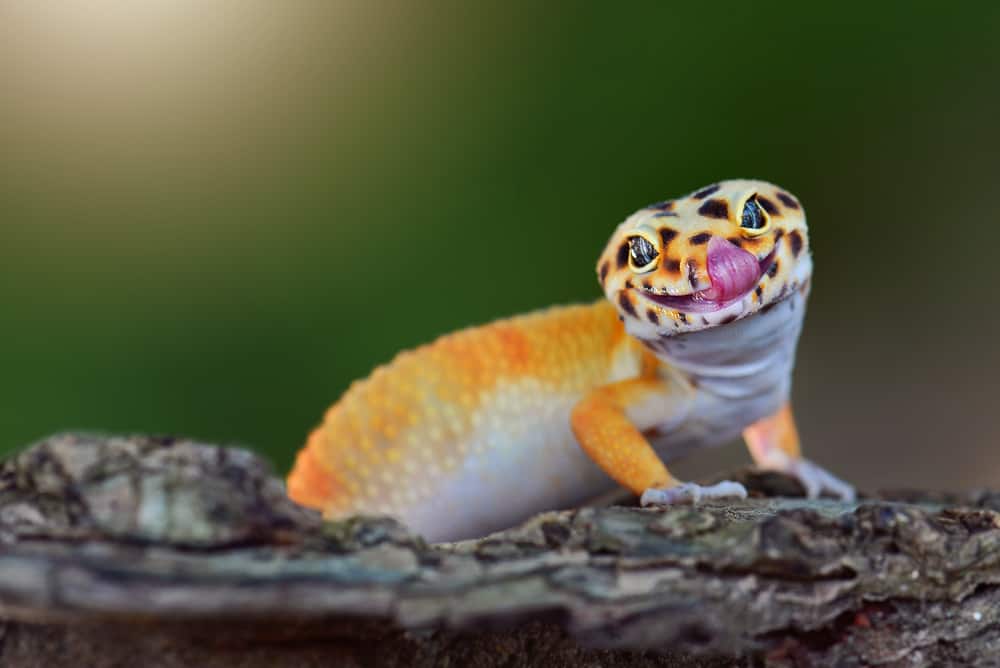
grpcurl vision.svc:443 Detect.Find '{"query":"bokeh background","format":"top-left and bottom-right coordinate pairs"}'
top-left (2, 2), bottom-right (998, 492)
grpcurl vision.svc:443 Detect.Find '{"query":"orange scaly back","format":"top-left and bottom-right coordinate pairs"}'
top-left (288, 301), bottom-right (643, 538)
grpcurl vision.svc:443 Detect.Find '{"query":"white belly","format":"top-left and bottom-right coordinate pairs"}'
top-left (400, 385), bottom-right (615, 542)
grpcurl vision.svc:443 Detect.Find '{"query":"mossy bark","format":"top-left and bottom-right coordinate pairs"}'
top-left (2, 433), bottom-right (999, 667)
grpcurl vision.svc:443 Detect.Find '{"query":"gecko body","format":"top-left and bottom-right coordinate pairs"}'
top-left (288, 180), bottom-right (853, 541)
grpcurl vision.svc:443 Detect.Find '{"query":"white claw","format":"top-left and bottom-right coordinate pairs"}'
top-left (640, 480), bottom-right (748, 507)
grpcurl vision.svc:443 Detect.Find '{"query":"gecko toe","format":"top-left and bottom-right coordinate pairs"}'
top-left (789, 459), bottom-right (856, 502)
top-left (641, 481), bottom-right (747, 507)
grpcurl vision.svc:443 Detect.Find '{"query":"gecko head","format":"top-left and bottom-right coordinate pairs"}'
top-left (597, 179), bottom-right (812, 338)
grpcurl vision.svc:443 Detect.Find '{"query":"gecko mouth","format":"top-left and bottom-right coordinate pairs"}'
top-left (637, 240), bottom-right (777, 314)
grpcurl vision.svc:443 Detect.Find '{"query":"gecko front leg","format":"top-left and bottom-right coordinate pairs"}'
top-left (743, 401), bottom-right (855, 501)
top-left (570, 378), bottom-right (747, 506)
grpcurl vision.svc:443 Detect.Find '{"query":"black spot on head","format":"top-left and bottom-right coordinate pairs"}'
top-left (698, 198), bottom-right (729, 219)
top-left (727, 236), bottom-right (744, 248)
top-left (754, 285), bottom-right (763, 300)
top-left (774, 228), bottom-right (785, 242)
top-left (693, 184), bottom-right (720, 199)
top-left (599, 261), bottom-right (610, 284)
top-left (756, 195), bottom-right (779, 215)
top-left (642, 280), bottom-right (653, 290)
top-left (659, 228), bottom-right (678, 246)
top-left (647, 200), bottom-right (674, 211)
top-left (767, 260), bottom-right (779, 278)
top-left (761, 301), bottom-right (777, 314)
top-left (663, 258), bottom-right (681, 274)
top-left (686, 259), bottom-right (700, 289)
top-left (616, 242), bottom-right (629, 269)
top-left (720, 314), bottom-right (738, 325)
top-left (678, 311), bottom-right (688, 323)
top-left (689, 232), bottom-right (712, 245)
top-left (788, 230), bottom-right (804, 257)
top-left (777, 192), bottom-right (800, 210)
top-left (618, 291), bottom-right (637, 317)
top-left (654, 212), bottom-right (678, 218)
top-left (646, 309), bottom-right (659, 324)
top-left (624, 279), bottom-right (633, 289)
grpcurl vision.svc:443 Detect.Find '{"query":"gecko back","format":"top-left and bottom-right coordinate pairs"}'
top-left (287, 301), bottom-right (643, 540)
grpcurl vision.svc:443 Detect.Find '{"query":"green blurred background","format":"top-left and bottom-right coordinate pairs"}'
top-left (1, 2), bottom-right (998, 492)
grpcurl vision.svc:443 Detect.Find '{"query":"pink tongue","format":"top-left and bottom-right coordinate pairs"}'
top-left (700, 236), bottom-right (762, 302)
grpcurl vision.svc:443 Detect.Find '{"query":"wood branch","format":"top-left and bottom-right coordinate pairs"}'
top-left (2, 433), bottom-right (999, 667)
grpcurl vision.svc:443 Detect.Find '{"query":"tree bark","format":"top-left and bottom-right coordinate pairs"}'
top-left (2, 433), bottom-right (999, 667)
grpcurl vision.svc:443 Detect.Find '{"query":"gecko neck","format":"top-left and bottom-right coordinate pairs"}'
top-left (643, 291), bottom-right (807, 401)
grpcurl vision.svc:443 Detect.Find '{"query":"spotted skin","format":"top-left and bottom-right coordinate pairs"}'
top-left (599, 179), bottom-right (807, 335)
top-left (289, 302), bottom-right (646, 533)
top-left (288, 179), bottom-right (854, 542)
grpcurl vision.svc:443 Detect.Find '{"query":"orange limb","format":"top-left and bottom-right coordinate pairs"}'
top-left (570, 378), bottom-right (680, 495)
top-left (743, 401), bottom-right (856, 501)
top-left (742, 400), bottom-right (801, 468)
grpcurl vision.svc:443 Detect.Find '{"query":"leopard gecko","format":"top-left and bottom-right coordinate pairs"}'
top-left (287, 179), bottom-right (854, 541)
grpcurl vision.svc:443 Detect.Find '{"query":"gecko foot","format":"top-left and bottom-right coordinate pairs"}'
top-left (783, 458), bottom-right (856, 502)
top-left (640, 481), bottom-right (748, 507)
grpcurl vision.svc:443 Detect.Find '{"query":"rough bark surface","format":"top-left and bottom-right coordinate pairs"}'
top-left (2, 433), bottom-right (1000, 667)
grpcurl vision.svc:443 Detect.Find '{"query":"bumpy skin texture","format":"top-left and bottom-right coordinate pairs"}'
top-left (288, 179), bottom-right (853, 542)
top-left (288, 303), bottom-right (647, 537)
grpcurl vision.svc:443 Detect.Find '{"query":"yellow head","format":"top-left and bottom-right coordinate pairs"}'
top-left (597, 179), bottom-right (811, 338)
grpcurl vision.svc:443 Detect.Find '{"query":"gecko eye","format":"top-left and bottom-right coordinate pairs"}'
top-left (627, 234), bottom-right (659, 273)
top-left (739, 195), bottom-right (771, 237)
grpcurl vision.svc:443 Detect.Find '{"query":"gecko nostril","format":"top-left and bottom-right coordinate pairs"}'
top-left (662, 258), bottom-right (682, 275)
top-left (686, 259), bottom-right (700, 289)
